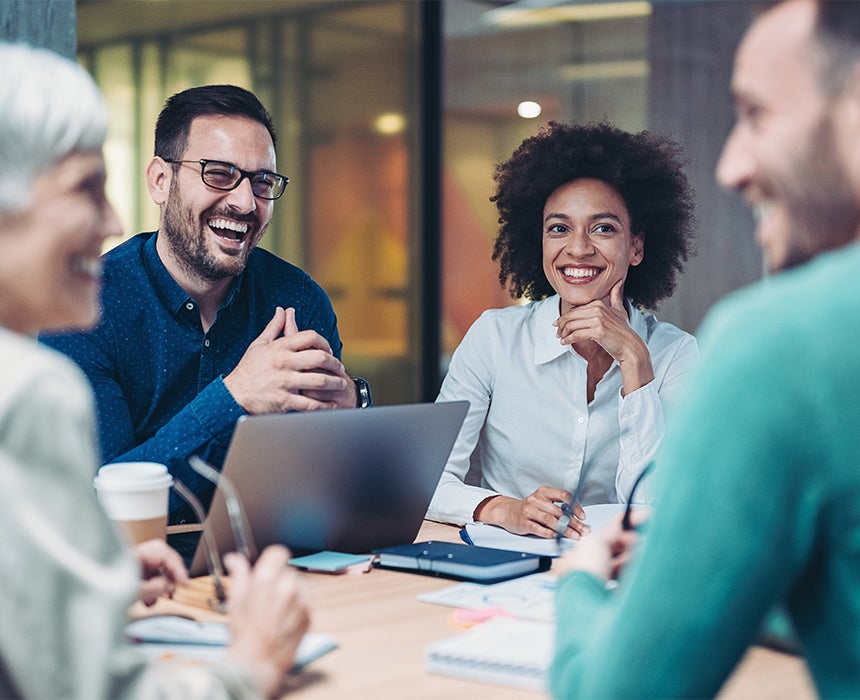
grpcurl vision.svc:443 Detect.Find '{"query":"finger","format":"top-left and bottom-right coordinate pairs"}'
top-left (133, 539), bottom-right (159, 574)
top-left (269, 345), bottom-right (341, 375)
top-left (533, 486), bottom-right (573, 505)
top-left (598, 513), bottom-right (627, 537)
top-left (529, 519), bottom-right (563, 539)
top-left (224, 551), bottom-right (253, 576)
top-left (279, 394), bottom-right (339, 412)
top-left (139, 576), bottom-right (172, 605)
top-left (138, 539), bottom-right (189, 578)
top-left (608, 532), bottom-right (641, 578)
top-left (525, 506), bottom-right (578, 539)
top-left (555, 316), bottom-right (597, 344)
top-left (609, 279), bottom-right (625, 311)
top-left (301, 387), bottom-right (352, 405)
top-left (253, 307), bottom-right (287, 346)
top-left (276, 330), bottom-right (335, 356)
top-left (552, 500), bottom-right (589, 539)
top-left (624, 507), bottom-right (652, 531)
top-left (283, 306), bottom-right (299, 336)
top-left (224, 552), bottom-right (252, 608)
top-left (565, 517), bottom-right (591, 539)
top-left (252, 545), bottom-right (291, 581)
top-left (135, 539), bottom-right (188, 584)
top-left (160, 545), bottom-right (191, 586)
top-left (280, 366), bottom-right (350, 394)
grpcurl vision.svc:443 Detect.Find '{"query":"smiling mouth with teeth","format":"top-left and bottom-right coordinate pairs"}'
top-left (208, 217), bottom-right (250, 241)
top-left (562, 266), bottom-right (600, 280)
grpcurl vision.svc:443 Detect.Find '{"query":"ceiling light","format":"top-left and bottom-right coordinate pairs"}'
top-left (374, 112), bottom-right (407, 135)
top-left (557, 59), bottom-right (648, 82)
top-left (486, 1), bottom-right (651, 28)
top-left (517, 101), bottom-right (542, 118)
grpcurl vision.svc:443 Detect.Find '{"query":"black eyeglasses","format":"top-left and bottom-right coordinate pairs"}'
top-left (622, 462), bottom-right (654, 531)
top-left (164, 158), bottom-right (289, 200)
top-left (172, 455), bottom-right (256, 612)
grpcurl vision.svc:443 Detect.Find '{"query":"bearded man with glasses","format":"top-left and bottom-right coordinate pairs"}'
top-left (43, 85), bottom-right (371, 560)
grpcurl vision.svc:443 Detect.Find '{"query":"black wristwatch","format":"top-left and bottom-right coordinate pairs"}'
top-left (351, 376), bottom-right (373, 409)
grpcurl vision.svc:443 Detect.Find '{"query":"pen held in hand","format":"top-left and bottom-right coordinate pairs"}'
top-left (555, 482), bottom-right (584, 546)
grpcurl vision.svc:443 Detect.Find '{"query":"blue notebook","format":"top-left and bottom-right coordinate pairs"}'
top-left (372, 540), bottom-right (551, 583)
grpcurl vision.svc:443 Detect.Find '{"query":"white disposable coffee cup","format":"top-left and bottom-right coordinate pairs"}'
top-left (94, 462), bottom-right (173, 545)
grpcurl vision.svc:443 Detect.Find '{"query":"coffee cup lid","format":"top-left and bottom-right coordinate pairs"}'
top-left (94, 462), bottom-right (173, 491)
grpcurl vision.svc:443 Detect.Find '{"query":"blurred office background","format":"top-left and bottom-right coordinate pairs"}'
top-left (3, 0), bottom-right (763, 405)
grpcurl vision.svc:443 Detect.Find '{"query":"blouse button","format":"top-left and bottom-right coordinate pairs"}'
top-left (185, 302), bottom-right (194, 311)
top-left (204, 339), bottom-right (211, 348)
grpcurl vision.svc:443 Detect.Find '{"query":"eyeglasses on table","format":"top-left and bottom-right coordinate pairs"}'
top-left (172, 454), bottom-right (256, 612)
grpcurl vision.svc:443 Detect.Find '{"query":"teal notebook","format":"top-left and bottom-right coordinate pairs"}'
top-left (372, 540), bottom-right (551, 583)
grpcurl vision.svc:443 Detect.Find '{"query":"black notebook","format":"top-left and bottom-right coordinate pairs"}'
top-left (373, 541), bottom-right (551, 583)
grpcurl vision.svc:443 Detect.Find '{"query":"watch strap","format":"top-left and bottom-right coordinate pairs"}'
top-left (351, 376), bottom-right (373, 408)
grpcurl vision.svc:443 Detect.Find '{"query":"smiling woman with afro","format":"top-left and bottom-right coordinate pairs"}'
top-left (426, 120), bottom-right (699, 539)
top-left (492, 120), bottom-right (696, 309)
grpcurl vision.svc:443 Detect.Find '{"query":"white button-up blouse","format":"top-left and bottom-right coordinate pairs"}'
top-left (426, 295), bottom-right (699, 526)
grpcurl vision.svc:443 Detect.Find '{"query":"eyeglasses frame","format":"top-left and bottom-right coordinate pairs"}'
top-left (171, 454), bottom-right (257, 612)
top-left (163, 158), bottom-right (289, 200)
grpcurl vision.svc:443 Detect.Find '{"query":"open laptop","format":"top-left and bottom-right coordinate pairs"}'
top-left (190, 400), bottom-right (468, 575)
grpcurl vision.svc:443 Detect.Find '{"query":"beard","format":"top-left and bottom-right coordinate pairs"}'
top-left (160, 176), bottom-right (263, 283)
top-left (776, 116), bottom-right (860, 271)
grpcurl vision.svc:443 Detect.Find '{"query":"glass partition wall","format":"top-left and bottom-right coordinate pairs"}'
top-left (78, 0), bottom-right (757, 403)
top-left (440, 1), bottom-right (651, 362)
top-left (79, 1), bottom-right (422, 405)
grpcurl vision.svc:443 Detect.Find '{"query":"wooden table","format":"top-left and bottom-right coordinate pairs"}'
top-left (152, 521), bottom-right (815, 699)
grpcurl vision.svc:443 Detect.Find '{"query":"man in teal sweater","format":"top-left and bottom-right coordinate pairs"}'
top-left (550, 1), bottom-right (860, 697)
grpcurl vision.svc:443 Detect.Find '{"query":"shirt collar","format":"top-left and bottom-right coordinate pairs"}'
top-left (142, 232), bottom-right (243, 317)
top-left (532, 294), bottom-right (649, 365)
top-left (533, 296), bottom-right (568, 365)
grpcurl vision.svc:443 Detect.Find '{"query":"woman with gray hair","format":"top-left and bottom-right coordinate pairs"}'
top-left (0, 42), bottom-right (308, 700)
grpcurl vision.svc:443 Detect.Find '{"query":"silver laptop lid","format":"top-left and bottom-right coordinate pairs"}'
top-left (190, 400), bottom-right (468, 575)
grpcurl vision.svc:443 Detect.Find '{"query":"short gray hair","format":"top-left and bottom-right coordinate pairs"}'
top-left (0, 43), bottom-right (107, 213)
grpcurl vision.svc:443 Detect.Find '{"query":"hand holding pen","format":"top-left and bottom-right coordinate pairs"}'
top-left (554, 512), bottom-right (643, 580)
top-left (555, 480), bottom-right (589, 551)
top-left (474, 485), bottom-right (590, 539)
top-left (555, 464), bottom-right (654, 579)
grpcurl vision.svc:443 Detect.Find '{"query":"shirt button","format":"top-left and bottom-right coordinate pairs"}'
top-left (204, 339), bottom-right (210, 347)
top-left (577, 417), bottom-right (585, 424)
top-left (185, 302), bottom-right (194, 311)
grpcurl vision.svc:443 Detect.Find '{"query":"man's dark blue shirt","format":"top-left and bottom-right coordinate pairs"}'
top-left (42, 231), bottom-right (342, 525)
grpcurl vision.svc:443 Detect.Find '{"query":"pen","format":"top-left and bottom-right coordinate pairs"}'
top-left (555, 478), bottom-right (583, 546)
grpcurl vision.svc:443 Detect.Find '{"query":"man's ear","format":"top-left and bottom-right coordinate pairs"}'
top-left (839, 63), bottom-right (860, 194)
top-left (145, 156), bottom-right (171, 205)
top-left (630, 233), bottom-right (644, 266)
